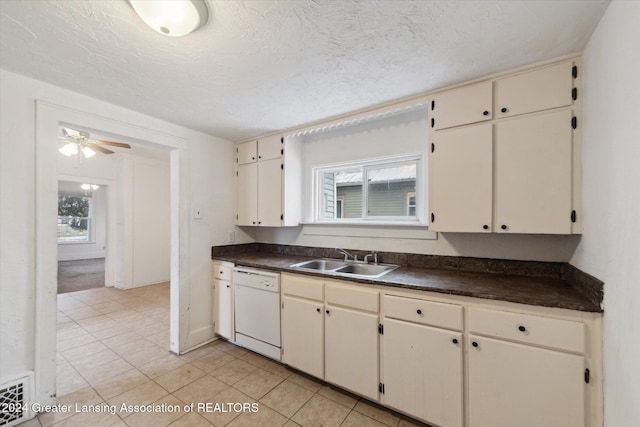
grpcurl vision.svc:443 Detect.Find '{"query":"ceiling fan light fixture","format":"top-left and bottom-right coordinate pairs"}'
top-left (128, 0), bottom-right (209, 37)
top-left (81, 146), bottom-right (97, 158)
top-left (58, 142), bottom-right (78, 157)
top-left (81, 184), bottom-right (100, 191)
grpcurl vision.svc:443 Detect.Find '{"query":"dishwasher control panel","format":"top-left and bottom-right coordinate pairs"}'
top-left (233, 267), bottom-right (280, 292)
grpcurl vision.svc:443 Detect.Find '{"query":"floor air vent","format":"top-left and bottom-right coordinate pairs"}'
top-left (0, 373), bottom-right (33, 427)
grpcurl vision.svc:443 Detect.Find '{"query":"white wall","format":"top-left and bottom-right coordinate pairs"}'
top-left (0, 70), bottom-right (247, 393)
top-left (258, 109), bottom-right (581, 262)
top-left (569, 2), bottom-right (640, 426)
top-left (57, 183), bottom-right (107, 261)
top-left (114, 156), bottom-right (171, 288)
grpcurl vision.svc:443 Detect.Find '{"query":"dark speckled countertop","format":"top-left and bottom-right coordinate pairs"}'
top-left (212, 244), bottom-right (603, 313)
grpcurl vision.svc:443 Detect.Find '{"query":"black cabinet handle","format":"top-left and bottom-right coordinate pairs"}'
top-left (416, 309), bottom-right (422, 315)
top-left (252, 157), bottom-right (255, 160)
top-left (316, 308), bottom-right (321, 313)
top-left (326, 309), bottom-right (330, 314)
top-left (483, 110), bottom-right (489, 116)
top-left (252, 221), bottom-right (256, 225)
top-left (452, 338), bottom-right (458, 344)
top-left (258, 155), bottom-right (262, 159)
top-left (501, 107), bottom-right (508, 113)
top-left (518, 325), bottom-right (526, 332)
top-left (226, 284), bottom-right (230, 288)
top-left (483, 225), bottom-right (489, 230)
top-left (219, 271), bottom-right (224, 274)
top-left (258, 221), bottom-right (261, 225)
top-left (472, 341), bottom-right (479, 348)
top-left (501, 225), bottom-right (507, 230)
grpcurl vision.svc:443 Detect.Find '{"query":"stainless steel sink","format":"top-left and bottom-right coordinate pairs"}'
top-left (289, 258), bottom-right (399, 278)
top-left (291, 259), bottom-right (348, 271)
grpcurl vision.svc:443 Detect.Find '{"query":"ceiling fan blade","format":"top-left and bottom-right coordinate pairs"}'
top-left (87, 142), bottom-right (115, 155)
top-left (94, 140), bottom-right (131, 149)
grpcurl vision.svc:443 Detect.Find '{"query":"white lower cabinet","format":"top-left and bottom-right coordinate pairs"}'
top-left (281, 295), bottom-right (324, 378)
top-left (212, 260), bottom-right (234, 340)
top-left (382, 319), bottom-right (463, 427)
top-left (213, 278), bottom-right (233, 339)
top-left (277, 274), bottom-right (596, 427)
top-left (468, 335), bottom-right (585, 427)
top-left (325, 305), bottom-right (379, 400)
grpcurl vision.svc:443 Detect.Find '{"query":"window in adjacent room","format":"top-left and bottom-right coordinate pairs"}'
top-left (57, 194), bottom-right (92, 243)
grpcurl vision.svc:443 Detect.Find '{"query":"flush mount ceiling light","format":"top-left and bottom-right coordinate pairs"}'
top-left (128, 0), bottom-right (209, 37)
top-left (81, 183), bottom-right (100, 191)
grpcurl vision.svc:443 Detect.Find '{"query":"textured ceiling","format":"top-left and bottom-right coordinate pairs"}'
top-left (0, 0), bottom-right (609, 141)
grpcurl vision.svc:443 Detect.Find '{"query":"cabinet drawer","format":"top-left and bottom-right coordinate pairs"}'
top-left (432, 81), bottom-right (493, 130)
top-left (469, 307), bottom-right (585, 353)
top-left (282, 274), bottom-right (324, 301)
top-left (326, 282), bottom-right (379, 312)
top-left (383, 295), bottom-right (463, 331)
top-left (212, 261), bottom-right (233, 281)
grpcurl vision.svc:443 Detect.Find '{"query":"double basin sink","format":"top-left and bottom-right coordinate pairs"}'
top-left (289, 258), bottom-right (399, 279)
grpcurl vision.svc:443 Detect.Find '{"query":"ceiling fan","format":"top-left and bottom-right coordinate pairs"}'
top-left (58, 127), bottom-right (131, 160)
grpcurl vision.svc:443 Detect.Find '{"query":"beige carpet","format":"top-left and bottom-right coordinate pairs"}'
top-left (58, 258), bottom-right (105, 294)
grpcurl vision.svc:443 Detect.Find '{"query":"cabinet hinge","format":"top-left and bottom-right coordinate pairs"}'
top-left (572, 65), bottom-right (578, 79)
top-left (378, 383), bottom-right (385, 394)
top-left (281, 163), bottom-right (284, 170)
top-left (281, 137), bottom-right (284, 143)
top-left (431, 118), bottom-right (435, 128)
top-left (236, 214), bottom-right (238, 220)
top-left (236, 171), bottom-right (238, 176)
top-left (431, 143), bottom-right (435, 153)
top-left (281, 148), bottom-right (284, 155)
top-left (584, 368), bottom-right (590, 384)
top-left (431, 213), bottom-right (435, 223)
top-left (571, 210), bottom-right (577, 223)
top-left (572, 87), bottom-right (578, 101)
top-left (431, 100), bottom-right (435, 111)
top-left (571, 116), bottom-right (578, 129)
top-left (280, 214), bottom-right (284, 221)
top-left (281, 301), bottom-right (284, 309)
top-left (378, 324), bottom-right (384, 335)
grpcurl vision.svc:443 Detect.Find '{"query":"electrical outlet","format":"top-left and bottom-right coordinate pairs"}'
top-left (228, 230), bottom-right (235, 242)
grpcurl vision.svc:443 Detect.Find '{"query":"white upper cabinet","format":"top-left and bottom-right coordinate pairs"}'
top-left (495, 110), bottom-right (573, 234)
top-left (428, 58), bottom-right (581, 235)
top-left (235, 135), bottom-right (301, 227)
top-left (237, 140), bottom-right (258, 165)
top-left (496, 61), bottom-right (574, 118)
top-left (432, 81), bottom-right (493, 130)
top-left (430, 123), bottom-right (493, 233)
top-left (257, 135), bottom-right (282, 161)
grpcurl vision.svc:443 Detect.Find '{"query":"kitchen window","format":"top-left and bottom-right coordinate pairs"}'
top-left (57, 194), bottom-right (92, 243)
top-left (313, 154), bottom-right (423, 224)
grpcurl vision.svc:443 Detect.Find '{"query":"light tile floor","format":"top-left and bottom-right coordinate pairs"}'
top-left (21, 283), bottom-right (430, 427)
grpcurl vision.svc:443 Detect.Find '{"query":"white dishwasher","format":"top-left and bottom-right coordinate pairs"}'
top-left (233, 267), bottom-right (281, 361)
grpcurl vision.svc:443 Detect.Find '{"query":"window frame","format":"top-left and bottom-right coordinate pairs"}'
top-left (312, 153), bottom-right (424, 225)
top-left (57, 193), bottom-right (94, 244)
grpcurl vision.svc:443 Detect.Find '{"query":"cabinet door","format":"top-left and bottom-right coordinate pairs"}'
top-left (325, 306), bottom-right (379, 400)
top-left (237, 140), bottom-right (258, 165)
top-left (496, 61), bottom-right (574, 118)
top-left (432, 81), bottom-right (492, 130)
top-left (468, 335), bottom-right (584, 427)
top-left (258, 135), bottom-right (282, 161)
top-left (430, 123), bottom-right (493, 232)
top-left (495, 109), bottom-right (572, 234)
top-left (257, 158), bottom-right (282, 226)
top-left (237, 162), bottom-right (258, 226)
top-left (213, 279), bottom-right (233, 339)
top-left (281, 296), bottom-right (324, 379)
top-left (382, 318), bottom-right (463, 427)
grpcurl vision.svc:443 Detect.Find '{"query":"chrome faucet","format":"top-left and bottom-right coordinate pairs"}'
top-left (364, 251), bottom-right (378, 265)
top-left (335, 248), bottom-right (356, 262)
